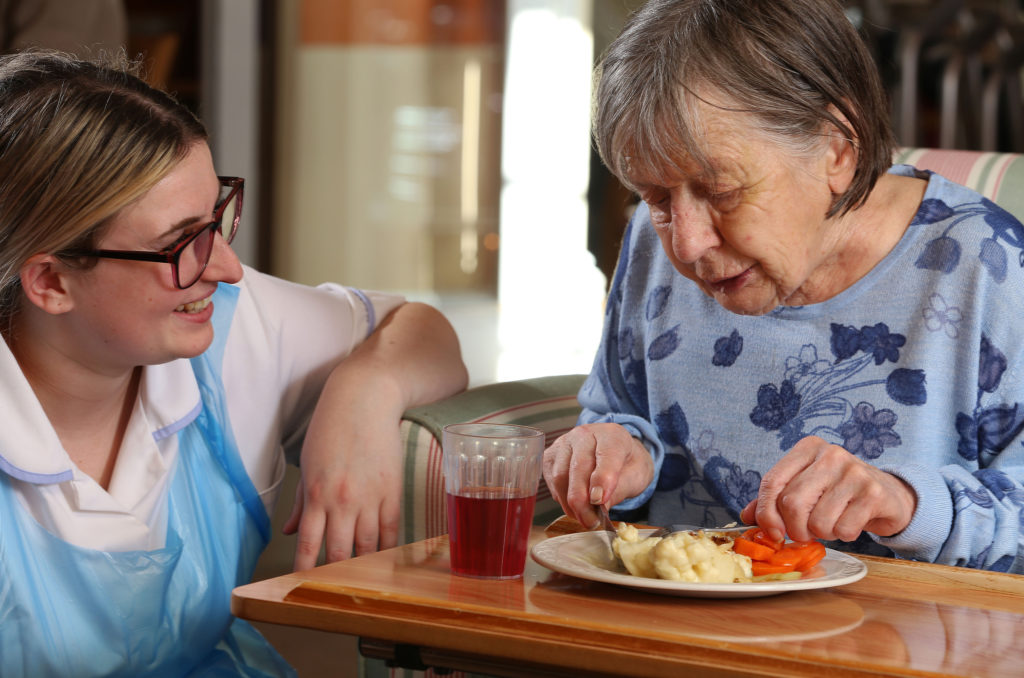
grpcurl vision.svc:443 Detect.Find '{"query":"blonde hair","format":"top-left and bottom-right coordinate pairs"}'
top-left (0, 50), bottom-right (208, 330)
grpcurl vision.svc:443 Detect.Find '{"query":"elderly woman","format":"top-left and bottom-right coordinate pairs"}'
top-left (0, 51), bottom-right (466, 676)
top-left (544, 0), bottom-right (1024, 573)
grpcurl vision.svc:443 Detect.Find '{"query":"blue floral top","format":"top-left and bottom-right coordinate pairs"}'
top-left (583, 165), bottom-right (1024, 572)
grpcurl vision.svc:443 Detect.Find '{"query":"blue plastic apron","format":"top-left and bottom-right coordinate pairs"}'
top-left (0, 283), bottom-right (296, 677)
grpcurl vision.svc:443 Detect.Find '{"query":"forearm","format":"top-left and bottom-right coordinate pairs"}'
top-left (289, 302), bottom-right (467, 563)
top-left (319, 301), bottom-right (468, 418)
top-left (578, 332), bottom-right (665, 510)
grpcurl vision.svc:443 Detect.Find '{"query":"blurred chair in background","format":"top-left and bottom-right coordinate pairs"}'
top-left (849, 0), bottom-right (1024, 152)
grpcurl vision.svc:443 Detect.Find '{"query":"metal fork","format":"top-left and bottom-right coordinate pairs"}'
top-left (648, 523), bottom-right (749, 539)
top-left (595, 504), bottom-right (618, 557)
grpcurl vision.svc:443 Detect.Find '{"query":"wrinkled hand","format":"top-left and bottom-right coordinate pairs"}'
top-left (543, 423), bottom-right (654, 529)
top-left (740, 435), bottom-right (917, 543)
top-left (283, 407), bottom-right (403, 571)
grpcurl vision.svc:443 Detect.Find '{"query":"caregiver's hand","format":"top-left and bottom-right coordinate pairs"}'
top-left (543, 423), bottom-right (654, 529)
top-left (284, 378), bottom-right (404, 571)
top-left (741, 435), bottom-right (917, 543)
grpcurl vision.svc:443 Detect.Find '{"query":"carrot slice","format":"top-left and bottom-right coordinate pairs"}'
top-left (738, 528), bottom-right (826, 579)
top-left (795, 542), bottom-right (827, 572)
top-left (733, 537), bottom-right (776, 561)
top-left (751, 560), bottom-right (795, 576)
top-left (742, 527), bottom-right (783, 551)
top-left (769, 547), bottom-right (804, 568)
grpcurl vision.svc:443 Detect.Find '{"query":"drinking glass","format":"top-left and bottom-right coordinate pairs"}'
top-left (442, 423), bottom-right (545, 579)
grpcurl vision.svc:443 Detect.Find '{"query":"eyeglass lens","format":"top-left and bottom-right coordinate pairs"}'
top-left (177, 186), bottom-right (241, 288)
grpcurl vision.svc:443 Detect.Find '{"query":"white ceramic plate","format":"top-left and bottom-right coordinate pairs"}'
top-left (530, 530), bottom-right (867, 599)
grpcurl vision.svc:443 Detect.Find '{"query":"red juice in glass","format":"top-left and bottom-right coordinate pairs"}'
top-left (447, 487), bottom-right (537, 579)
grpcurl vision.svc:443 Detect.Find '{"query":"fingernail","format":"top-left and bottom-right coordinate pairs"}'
top-left (590, 486), bottom-right (604, 504)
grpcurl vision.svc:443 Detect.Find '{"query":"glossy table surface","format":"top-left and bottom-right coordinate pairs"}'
top-left (232, 518), bottom-right (1024, 677)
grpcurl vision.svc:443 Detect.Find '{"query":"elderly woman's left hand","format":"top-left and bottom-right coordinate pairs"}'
top-left (740, 435), bottom-right (918, 543)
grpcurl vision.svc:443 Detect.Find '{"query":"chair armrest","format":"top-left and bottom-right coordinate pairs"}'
top-left (397, 374), bottom-right (587, 544)
top-left (894, 147), bottom-right (1024, 223)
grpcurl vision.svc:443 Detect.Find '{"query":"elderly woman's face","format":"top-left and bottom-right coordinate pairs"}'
top-left (631, 103), bottom-right (843, 316)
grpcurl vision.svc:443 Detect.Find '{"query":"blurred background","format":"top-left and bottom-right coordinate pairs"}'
top-left (6, 0), bottom-right (1024, 388)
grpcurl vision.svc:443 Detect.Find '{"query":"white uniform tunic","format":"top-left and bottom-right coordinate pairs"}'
top-left (0, 264), bottom-right (404, 552)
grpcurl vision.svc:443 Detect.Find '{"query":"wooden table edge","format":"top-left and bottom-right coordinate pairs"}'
top-left (232, 522), bottom-right (1024, 677)
top-left (233, 574), bottom-right (920, 678)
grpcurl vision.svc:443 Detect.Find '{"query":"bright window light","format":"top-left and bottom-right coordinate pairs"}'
top-left (497, 1), bottom-right (607, 382)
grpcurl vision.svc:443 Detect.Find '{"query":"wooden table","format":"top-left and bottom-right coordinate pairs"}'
top-left (232, 520), bottom-right (1024, 677)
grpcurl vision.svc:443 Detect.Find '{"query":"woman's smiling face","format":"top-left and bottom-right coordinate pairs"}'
top-left (61, 142), bottom-right (243, 370)
top-left (631, 102), bottom-right (848, 316)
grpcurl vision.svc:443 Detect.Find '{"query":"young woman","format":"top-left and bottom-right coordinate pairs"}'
top-left (0, 50), bottom-right (468, 676)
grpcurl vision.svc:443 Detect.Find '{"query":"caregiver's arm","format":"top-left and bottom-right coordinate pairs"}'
top-left (286, 302), bottom-right (468, 571)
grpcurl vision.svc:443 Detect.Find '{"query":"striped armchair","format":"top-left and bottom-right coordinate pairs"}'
top-left (894, 147), bottom-right (1024, 219)
top-left (395, 374), bottom-right (587, 544)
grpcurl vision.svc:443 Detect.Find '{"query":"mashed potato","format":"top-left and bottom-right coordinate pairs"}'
top-left (612, 523), bottom-right (753, 583)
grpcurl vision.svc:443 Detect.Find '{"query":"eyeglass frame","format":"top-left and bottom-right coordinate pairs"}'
top-left (58, 176), bottom-right (244, 290)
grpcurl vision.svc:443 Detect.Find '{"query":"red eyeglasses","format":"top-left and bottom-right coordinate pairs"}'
top-left (60, 176), bottom-right (244, 289)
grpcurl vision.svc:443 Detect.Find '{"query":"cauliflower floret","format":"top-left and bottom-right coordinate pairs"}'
top-left (612, 524), bottom-right (753, 583)
top-left (612, 523), bottom-right (661, 578)
top-left (651, 531), bottom-right (752, 583)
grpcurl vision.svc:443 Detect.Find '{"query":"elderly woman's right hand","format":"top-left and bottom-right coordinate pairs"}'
top-left (542, 423), bottom-right (655, 529)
